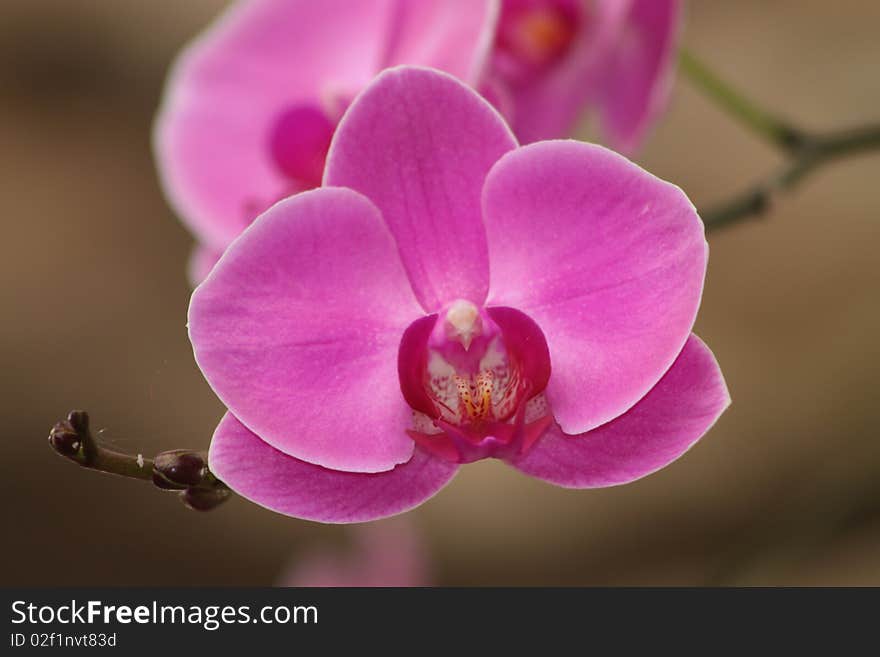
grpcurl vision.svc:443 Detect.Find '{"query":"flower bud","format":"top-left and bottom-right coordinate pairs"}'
top-left (151, 472), bottom-right (187, 491)
top-left (67, 410), bottom-right (90, 434)
top-left (153, 450), bottom-right (206, 487)
top-left (181, 486), bottom-right (230, 512)
top-left (48, 424), bottom-right (81, 458)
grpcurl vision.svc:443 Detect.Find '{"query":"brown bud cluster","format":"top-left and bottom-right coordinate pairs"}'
top-left (153, 449), bottom-right (229, 511)
top-left (47, 410), bottom-right (92, 465)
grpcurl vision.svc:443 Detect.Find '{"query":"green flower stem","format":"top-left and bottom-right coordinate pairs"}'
top-left (681, 49), bottom-right (880, 230)
top-left (701, 123), bottom-right (880, 230)
top-left (679, 49), bottom-right (805, 153)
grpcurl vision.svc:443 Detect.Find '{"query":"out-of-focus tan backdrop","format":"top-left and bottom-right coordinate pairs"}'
top-left (3, 0), bottom-right (878, 586)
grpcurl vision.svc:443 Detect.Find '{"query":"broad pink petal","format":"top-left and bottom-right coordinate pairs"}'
top-left (155, 0), bottom-right (396, 250)
top-left (324, 66), bottom-right (517, 312)
top-left (598, 0), bottom-right (681, 153)
top-left (482, 140), bottom-right (707, 435)
top-left (382, 0), bottom-right (499, 85)
top-left (189, 187), bottom-right (424, 473)
top-left (210, 414), bottom-right (458, 523)
top-left (510, 334), bottom-right (729, 487)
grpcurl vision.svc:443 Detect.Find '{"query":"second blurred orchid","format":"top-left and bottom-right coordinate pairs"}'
top-left (487, 0), bottom-right (680, 149)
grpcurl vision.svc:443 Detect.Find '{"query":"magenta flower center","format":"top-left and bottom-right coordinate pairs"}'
top-left (398, 300), bottom-right (553, 464)
top-left (495, 0), bottom-right (583, 81)
top-left (427, 300), bottom-right (520, 423)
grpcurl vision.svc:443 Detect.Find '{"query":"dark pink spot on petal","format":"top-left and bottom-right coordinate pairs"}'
top-left (268, 103), bottom-right (336, 187)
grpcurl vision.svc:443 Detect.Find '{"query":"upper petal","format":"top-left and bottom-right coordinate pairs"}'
top-left (210, 413), bottom-right (458, 523)
top-left (382, 0), bottom-right (500, 85)
top-left (324, 66), bottom-right (518, 312)
top-left (482, 140), bottom-right (707, 435)
top-left (510, 334), bottom-right (729, 488)
top-left (154, 0), bottom-right (397, 250)
top-left (597, 0), bottom-right (681, 153)
top-left (189, 187), bottom-right (423, 473)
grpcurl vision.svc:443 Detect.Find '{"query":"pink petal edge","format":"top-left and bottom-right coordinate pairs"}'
top-left (510, 334), bottom-right (729, 488)
top-left (209, 413), bottom-right (459, 524)
top-left (187, 244), bottom-right (222, 287)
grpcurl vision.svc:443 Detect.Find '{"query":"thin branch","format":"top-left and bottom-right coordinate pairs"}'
top-left (681, 49), bottom-right (880, 230)
top-left (679, 49), bottom-right (806, 153)
top-left (701, 123), bottom-right (880, 230)
top-left (48, 410), bottom-right (230, 511)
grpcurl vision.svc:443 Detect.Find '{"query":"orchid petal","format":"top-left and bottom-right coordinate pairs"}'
top-left (482, 140), bottom-right (706, 434)
top-left (187, 244), bottom-right (222, 287)
top-left (210, 413), bottom-right (458, 523)
top-left (325, 66), bottom-right (517, 312)
top-left (510, 334), bottom-right (729, 487)
top-left (189, 187), bottom-right (423, 473)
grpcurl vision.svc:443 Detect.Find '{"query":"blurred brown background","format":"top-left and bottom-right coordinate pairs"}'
top-left (2, 0), bottom-right (878, 586)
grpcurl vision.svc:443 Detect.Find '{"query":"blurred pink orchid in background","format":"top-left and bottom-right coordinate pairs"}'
top-left (488, 0), bottom-right (680, 149)
top-left (188, 67), bottom-right (730, 523)
top-left (278, 519), bottom-right (428, 587)
top-left (154, 0), bottom-right (497, 283)
top-left (155, 0), bottom-right (680, 284)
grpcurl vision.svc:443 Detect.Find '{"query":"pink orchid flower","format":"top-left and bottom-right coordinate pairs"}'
top-left (487, 0), bottom-right (681, 149)
top-left (278, 520), bottom-right (428, 587)
top-left (156, 0), bottom-right (679, 285)
top-left (154, 0), bottom-right (498, 284)
top-left (189, 66), bottom-right (729, 524)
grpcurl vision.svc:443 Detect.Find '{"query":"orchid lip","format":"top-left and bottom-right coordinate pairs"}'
top-left (398, 303), bottom-right (553, 464)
